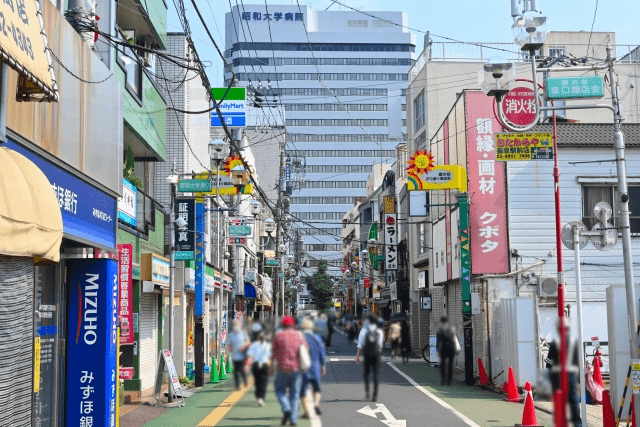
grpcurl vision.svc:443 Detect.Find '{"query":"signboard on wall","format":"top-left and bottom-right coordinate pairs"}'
top-left (465, 91), bottom-right (509, 274)
top-left (384, 213), bottom-right (398, 271)
top-left (174, 198), bottom-right (195, 260)
top-left (418, 271), bottom-right (426, 289)
top-left (495, 132), bottom-right (554, 161)
top-left (118, 244), bottom-right (134, 345)
top-left (117, 178), bottom-right (137, 227)
top-left (66, 259), bottom-right (118, 427)
top-left (211, 88), bottom-right (246, 127)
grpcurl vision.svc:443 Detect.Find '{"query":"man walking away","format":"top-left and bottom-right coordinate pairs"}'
top-left (388, 321), bottom-right (401, 360)
top-left (356, 313), bottom-right (384, 402)
top-left (436, 316), bottom-right (458, 386)
top-left (246, 329), bottom-right (271, 406)
top-left (271, 316), bottom-right (307, 426)
top-left (400, 318), bottom-right (412, 365)
top-left (300, 318), bottom-right (326, 419)
top-left (228, 319), bottom-right (250, 390)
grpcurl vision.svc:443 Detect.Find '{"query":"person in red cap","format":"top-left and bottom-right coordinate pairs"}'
top-left (271, 316), bottom-right (308, 426)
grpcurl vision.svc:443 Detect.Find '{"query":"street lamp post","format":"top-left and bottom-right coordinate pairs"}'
top-left (481, 3), bottom-right (638, 426)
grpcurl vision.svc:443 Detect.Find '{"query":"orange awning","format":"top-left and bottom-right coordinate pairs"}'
top-left (0, 147), bottom-right (62, 261)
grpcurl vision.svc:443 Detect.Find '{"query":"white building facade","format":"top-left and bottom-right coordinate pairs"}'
top-left (225, 5), bottom-right (415, 275)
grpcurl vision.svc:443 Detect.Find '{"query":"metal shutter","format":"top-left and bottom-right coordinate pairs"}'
top-left (139, 293), bottom-right (158, 392)
top-left (0, 256), bottom-right (33, 427)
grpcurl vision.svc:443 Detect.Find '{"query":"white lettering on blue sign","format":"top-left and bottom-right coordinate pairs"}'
top-left (51, 182), bottom-right (78, 214)
top-left (111, 273), bottom-right (117, 345)
top-left (93, 208), bottom-right (113, 222)
top-left (83, 274), bottom-right (99, 345)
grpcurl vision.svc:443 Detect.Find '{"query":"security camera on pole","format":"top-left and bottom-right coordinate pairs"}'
top-left (562, 202), bottom-right (617, 426)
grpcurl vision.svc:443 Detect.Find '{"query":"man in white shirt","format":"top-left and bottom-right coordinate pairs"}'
top-left (355, 313), bottom-right (384, 402)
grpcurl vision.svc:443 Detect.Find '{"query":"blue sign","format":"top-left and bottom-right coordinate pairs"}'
top-left (66, 259), bottom-right (118, 427)
top-left (3, 140), bottom-right (117, 249)
top-left (211, 114), bottom-right (246, 127)
top-left (195, 202), bottom-right (205, 317)
top-left (244, 283), bottom-right (257, 299)
top-left (117, 178), bottom-right (137, 227)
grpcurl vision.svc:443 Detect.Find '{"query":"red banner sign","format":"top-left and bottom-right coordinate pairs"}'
top-left (119, 367), bottom-right (135, 380)
top-left (364, 278), bottom-right (371, 288)
top-left (118, 244), bottom-right (134, 345)
top-left (465, 91), bottom-right (509, 274)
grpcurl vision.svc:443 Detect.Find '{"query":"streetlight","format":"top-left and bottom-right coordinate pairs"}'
top-left (511, 11), bottom-right (548, 51)
top-left (263, 218), bottom-right (276, 234)
top-left (478, 57), bottom-right (516, 98)
top-left (249, 200), bottom-right (262, 216)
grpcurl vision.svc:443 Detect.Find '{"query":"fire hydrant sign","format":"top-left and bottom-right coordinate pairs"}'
top-left (495, 132), bottom-right (554, 161)
top-left (0, 0), bottom-right (56, 99)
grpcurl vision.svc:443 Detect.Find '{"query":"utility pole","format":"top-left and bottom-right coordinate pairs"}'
top-left (273, 133), bottom-right (287, 320)
top-left (167, 162), bottom-right (177, 402)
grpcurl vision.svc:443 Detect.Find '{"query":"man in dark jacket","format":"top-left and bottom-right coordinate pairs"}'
top-left (545, 321), bottom-right (582, 427)
top-left (436, 316), bottom-right (458, 386)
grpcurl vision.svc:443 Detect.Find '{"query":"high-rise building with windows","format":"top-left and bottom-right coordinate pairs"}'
top-left (225, 5), bottom-right (415, 274)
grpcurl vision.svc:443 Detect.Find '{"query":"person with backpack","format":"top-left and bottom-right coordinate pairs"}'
top-left (436, 316), bottom-right (459, 386)
top-left (355, 313), bottom-right (384, 402)
top-left (299, 318), bottom-right (326, 419)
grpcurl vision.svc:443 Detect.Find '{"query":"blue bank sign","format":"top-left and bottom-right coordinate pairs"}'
top-left (66, 259), bottom-right (118, 427)
top-left (4, 140), bottom-right (117, 249)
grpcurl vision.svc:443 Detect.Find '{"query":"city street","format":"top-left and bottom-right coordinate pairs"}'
top-left (123, 330), bottom-right (553, 427)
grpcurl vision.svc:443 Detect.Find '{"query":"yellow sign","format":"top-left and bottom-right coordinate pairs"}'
top-left (407, 164), bottom-right (468, 192)
top-left (384, 196), bottom-right (395, 214)
top-left (34, 337), bottom-right (41, 392)
top-left (0, 0), bottom-right (56, 100)
top-left (495, 132), bottom-right (554, 161)
top-left (193, 171), bottom-right (253, 196)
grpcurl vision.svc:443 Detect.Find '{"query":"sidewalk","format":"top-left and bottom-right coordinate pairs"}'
top-left (120, 374), bottom-right (316, 427)
top-left (392, 361), bottom-right (605, 427)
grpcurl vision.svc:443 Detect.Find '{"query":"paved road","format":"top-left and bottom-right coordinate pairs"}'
top-left (319, 330), bottom-right (472, 427)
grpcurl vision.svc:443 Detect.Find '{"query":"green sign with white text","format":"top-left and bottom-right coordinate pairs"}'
top-left (178, 179), bottom-right (211, 193)
top-left (545, 76), bottom-right (604, 100)
top-left (265, 259), bottom-right (279, 266)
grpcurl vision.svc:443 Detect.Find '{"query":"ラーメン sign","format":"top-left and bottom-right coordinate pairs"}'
top-left (0, 0), bottom-right (57, 100)
top-left (495, 132), bottom-right (554, 161)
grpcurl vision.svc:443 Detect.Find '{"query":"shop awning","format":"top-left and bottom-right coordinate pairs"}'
top-left (257, 292), bottom-right (272, 308)
top-left (244, 282), bottom-right (257, 299)
top-left (0, 147), bottom-right (62, 261)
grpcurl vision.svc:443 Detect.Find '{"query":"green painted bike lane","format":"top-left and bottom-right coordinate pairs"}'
top-left (391, 362), bottom-right (554, 427)
top-left (143, 378), bottom-right (311, 427)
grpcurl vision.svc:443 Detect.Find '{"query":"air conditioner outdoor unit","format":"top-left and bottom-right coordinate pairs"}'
top-left (538, 275), bottom-right (559, 298)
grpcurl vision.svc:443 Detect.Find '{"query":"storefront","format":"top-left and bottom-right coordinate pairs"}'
top-left (1, 137), bottom-right (119, 427)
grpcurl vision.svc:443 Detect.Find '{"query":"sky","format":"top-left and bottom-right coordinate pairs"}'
top-left (167, 0), bottom-right (639, 87)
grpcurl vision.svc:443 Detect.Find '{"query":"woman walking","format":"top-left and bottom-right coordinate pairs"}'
top-left (246, 328), bottom-right (271, 406)
top-left (228, 319), bottom-right (250, 390)
top-left (300, 318), bottom-right (326, 419)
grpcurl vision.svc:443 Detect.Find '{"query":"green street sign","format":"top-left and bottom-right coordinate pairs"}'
top-left (178, 179), bottom-right (211, 193)
top-left (375, 255), bottom-right (384, 261)
top-left (229, 225), bottom-right (251, 236)
top-left (265, 259), bottom-right (279, 266)
top-left (175, 251), bottom-right (194, 261)
top-left (545, 76), bottom-right (604, 100)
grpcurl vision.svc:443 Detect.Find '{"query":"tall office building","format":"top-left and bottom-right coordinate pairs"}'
top-left (225, 5), bottom-right (415, 275)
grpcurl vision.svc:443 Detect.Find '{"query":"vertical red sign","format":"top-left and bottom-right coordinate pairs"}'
top-left (443, 119), bottom-right (453, 281)
top-left (466, 91), bottom-right (509, 274)
top-left (118, 244), bottom-right (134, 345)
top-left (364, 278), bottom-right (371, 288)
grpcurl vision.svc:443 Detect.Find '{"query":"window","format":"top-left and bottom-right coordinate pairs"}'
top-left (414, 92), bottom-right (425, 132)
top-left (582, 185), bottom-right (640, 233)
top-left (548, 46), bottom-right (566, 58)
top-left (419, 223), bottom-right (428, 254)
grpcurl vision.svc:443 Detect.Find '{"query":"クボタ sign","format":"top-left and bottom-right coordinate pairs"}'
top-left (545, 76), bottom-right (604, 100)
top-left (502, 87), bottom-right (536, 126)
top-left (178, 179), bottom-right (211, 193)
top-left (211, 88), bottom-right (246, 127)
top-left (0, 0), bottom-right (58, 100)
top-left (495, 132), bottom-right (554, 161)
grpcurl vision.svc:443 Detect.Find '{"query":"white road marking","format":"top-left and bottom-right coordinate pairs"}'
top-left (357, 403), bottom-right (406, 426)
top-left (386, 362), bottom-right (481, 427)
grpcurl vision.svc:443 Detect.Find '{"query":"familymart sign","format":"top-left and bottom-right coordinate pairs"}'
top-left (211, 88), bottom-right (246, 127)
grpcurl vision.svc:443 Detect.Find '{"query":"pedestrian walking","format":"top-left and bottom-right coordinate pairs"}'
top-left (436, 316), bottom-right (459, 386)
top-left (246, 328), bottom-right (271, 406)
top-left (388, 321), bottom-right (401, 361)
top-left (400, 318), bottom-right (412, 365)
top-left (299, 318), bottom-right (326, 419)
top-left (228, 319), bottom-right (250, 390)
top-left (271, 315), bottom-right (309, 426)
top-left (355, 313), bottom-right (384, 402)
top-left (545, 319), bottom-right (582, 427)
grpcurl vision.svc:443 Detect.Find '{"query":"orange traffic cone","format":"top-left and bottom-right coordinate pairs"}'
top-left (516, 382), bottom-right (542, 427)
top-left (603, 390), bottom-right (616, 427)
top-left (504, 367), bottom-right (523, 402)
top-left (593, 357), bottom-right (604, 388)
top-left (478, 358), bottom-right (489, 386)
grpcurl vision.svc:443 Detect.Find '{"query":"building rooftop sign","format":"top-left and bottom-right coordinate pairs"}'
top-left (1, 0), bottom-right (58, 101)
